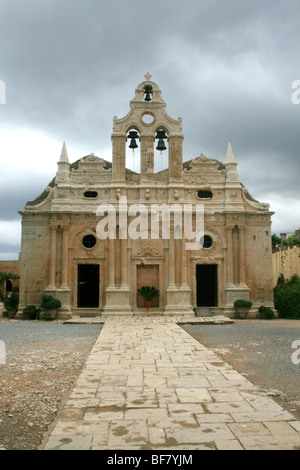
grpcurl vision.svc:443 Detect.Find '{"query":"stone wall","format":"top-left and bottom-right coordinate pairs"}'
top-left (272, 246), bottom-right (300, 286)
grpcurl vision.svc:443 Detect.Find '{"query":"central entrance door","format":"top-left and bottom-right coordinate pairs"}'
top-left (77, 264), bottom-right (99, 308)
top-left (196, 264), bottom-right (218, 307)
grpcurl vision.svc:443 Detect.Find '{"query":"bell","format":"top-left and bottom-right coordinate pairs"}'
top-left (129, 138), bottom-right (138, 149)
top-left (144, 85), bottom-right (152, 102)
top-left (155, 129), bottom-right (167, 152)
top-left (156, 139), bottom-right (167, 151)
top-left (156, 129), bottom-right (167, 139)
top-left (128, 130), bottom-right (139, 149)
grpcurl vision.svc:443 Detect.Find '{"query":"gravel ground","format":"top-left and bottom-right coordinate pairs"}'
top-left (0, 320), bottom-right (102, 450)
top-left (182, 319), bottom-right (300, 420)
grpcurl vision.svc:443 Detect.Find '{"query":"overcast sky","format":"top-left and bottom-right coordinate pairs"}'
top-left (0, 0), bottom-right (299, 259)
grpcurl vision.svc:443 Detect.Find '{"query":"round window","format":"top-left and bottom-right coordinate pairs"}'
top-left (82, 235), bottom-right (96, 248)
top-left (201, 235), bottom-right (213, 249)
top-left (142, 113), bottom-right (155, 124)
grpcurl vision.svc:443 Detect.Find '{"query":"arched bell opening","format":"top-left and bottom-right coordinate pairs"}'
top-left (154, 127), bottom-right (168, 174)
top-left (126, 128), bottom-right (141, 173)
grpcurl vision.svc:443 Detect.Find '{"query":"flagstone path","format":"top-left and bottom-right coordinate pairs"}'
top-left (42, 316), bottom-right (300, 450)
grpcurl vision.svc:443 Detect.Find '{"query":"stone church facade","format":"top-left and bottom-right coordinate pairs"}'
top-left (17, 76), bottom-right (274, 319)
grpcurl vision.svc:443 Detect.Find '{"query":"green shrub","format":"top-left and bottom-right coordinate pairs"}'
top-left (259, 306), bottom-right (274, 319)
top-left (234, 299), bottom-right (253, 308)
top-left (23, 305), bottom-right (38, 319)
top-left (40, 295), bottom-right (61, 310)
top-left (4, 291), bottom-right (19, 310)
top-left (273, 273), bottom-right (285, 298)
top-left (274, 274), bottom-right (300, 319)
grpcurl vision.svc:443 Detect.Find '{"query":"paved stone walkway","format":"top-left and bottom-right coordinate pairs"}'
top-left (42, 317), bottom-right (300, 450)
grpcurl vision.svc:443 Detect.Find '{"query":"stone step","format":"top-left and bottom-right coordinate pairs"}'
top-left (194, 307), bottom-right (213, 317)
top-left (72, 308), bottom-right (103, 317)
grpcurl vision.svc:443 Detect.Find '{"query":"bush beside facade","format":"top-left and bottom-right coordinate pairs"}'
top-left (274, 274), bottom-right (300, 319)
top-left (40, 295), bottom-right (61, 310)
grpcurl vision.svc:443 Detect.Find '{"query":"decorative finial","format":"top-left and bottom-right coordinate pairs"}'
top-left (225, 142), bottom-right (237, 165)
top-left (144, 72), bottom-right (152, 81)
top-left (59, 141), bottom-right (69, 163)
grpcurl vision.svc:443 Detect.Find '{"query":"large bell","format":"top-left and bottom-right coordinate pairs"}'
top-left (156, 139), bottom-right (167, 151)
top-left (144, 85), bottom-right (152, 102)
top-left (129, 138), bottom-right (138, 149)
top-left (155, 129), bottom-right (167, 151)
top-left (128, 130), bottom-right (139, 149)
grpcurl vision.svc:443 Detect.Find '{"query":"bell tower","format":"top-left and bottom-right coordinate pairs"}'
top-left (111, 74), bottom-right (184, 182)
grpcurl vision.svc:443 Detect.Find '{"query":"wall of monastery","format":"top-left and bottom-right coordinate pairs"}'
top-left (272, 246), bottom-right (300, 286)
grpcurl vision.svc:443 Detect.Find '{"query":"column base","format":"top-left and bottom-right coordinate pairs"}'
top-left (103, 287), bottom-right (132, 315)
top-left (44, 287), bottom-right (72, 319)
top-left (225, 285), bottom-right (250, 306)
top-left (164, 286), bottom-right (194, 316)
top-left (15, 305), bottom-right (25, 319)
top-left (56, 307), bottom-right (72, 320)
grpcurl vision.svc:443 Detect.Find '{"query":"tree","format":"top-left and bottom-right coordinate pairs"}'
top-left (283, 228), bottom-right (300, 247)
top-left (272, 228), bottom-right (300, 250)
top-left (272, 234), bottom-right (281, 250)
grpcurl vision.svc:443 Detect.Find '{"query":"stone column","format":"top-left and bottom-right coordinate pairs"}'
top-left (165, 227), bottom-right (193, 315)
top-left (224, 224), bottom-right (250, 310)
top-left (108, 237), bottom-right (115, 287)
top-left (140, 135), bottom-right (154, 181)
top-left (180, 236), bottom-right (188, 287)
top-left (168, 227), bottom-right (176, 288)
top-left (52, 224), bottom-right (72, 320)
top-left (239, 226), bottom-right (246, 286)
top-left (49, 225), bottom-right (57, 288)
top-left (168, 135), bottom-right (183, 181)
top-left (226, 225), bottom-right (234, 286)
top-left (112, 135), bottom-right (126, 182)
top-left (120, 238), bottom-right (128, 288)
top-left (104, 231), bottom-right (131, 315)
top-left (61, 225), bottom-right (69, 287)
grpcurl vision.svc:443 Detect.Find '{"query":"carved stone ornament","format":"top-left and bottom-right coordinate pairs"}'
top-left (70, 154), bottom-right (112, 184)
top-left (242, 188), bottom-right (270, 211)
top-left (132, 244), bottom-right (163, 258)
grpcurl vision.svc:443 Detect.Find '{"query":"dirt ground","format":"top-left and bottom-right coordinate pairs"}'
top-left (0, 327), bottom-right (100, 450)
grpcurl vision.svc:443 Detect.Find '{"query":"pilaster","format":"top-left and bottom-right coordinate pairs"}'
top-left (140, 135), bottom-right (155, 182)
top-left (168, 135), bottom-right (183, 181)
top-left (48, 224), bottom-right (57, 289)
top-left (112, 135), bottom-right (126, 182)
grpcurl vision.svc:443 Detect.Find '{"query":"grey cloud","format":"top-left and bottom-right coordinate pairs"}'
top-left (0, 0), bottom-right (299, 242)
